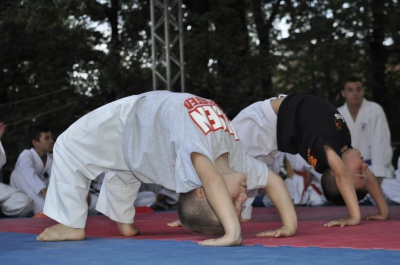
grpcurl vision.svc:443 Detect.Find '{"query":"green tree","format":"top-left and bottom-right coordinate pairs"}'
top-left (1, 0), bottom-right (399, 171)
top-left (273, 0), bottom-right (400, 142)
top-left (0, 0), bottom-right (101, 170)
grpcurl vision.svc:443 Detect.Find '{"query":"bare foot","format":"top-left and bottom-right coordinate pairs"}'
top-left (37, 224), bottom-right (85, 241)
top-left (167, 219), bottom-right (182, 227)
top-left (117, 222), bottom-right (140, 237)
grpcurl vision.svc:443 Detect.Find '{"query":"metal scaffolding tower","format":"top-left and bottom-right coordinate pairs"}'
top-left (150, 0), bottom-right (185, 91)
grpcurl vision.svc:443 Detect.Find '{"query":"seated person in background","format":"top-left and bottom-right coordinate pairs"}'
top-left (10, 124), bottom-right (54, 214)
top-left (378, 157), bottom-right (400, 205)
top-left (10, 124), bottom-right (98, 215)
top-left (262, 152), bottom-right (326, 207)
top-left (0, 122), bottom-right (33, 217)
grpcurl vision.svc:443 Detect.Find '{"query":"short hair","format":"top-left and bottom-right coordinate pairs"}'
top-left (340, 75), bottom-right (363, 90)
top-left (178, 190), bottom-right (224, 235)
top-left (28, 124), bottom-right (51, 143)
top-left (321, 168), bottom-right (368, 205)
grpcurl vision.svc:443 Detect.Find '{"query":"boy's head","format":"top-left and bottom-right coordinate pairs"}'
top-left (321, 148), bottom-right (369, 205)
top-left (321, 169), bottom-right (368, 205)
top-left (28, 124), bottom-right (54, 153)
top-left (178, 171), bottom-right (248, 235)
top-left (178, 189), bottom-right (224, 235)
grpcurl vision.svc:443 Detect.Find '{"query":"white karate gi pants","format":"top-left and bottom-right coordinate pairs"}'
top-left (43, 96), bottom-right (142, 228)
top-left (0, 183), bottom-right (33, 217)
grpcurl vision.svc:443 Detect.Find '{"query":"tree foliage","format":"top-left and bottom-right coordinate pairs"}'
top-left (0, 0), bottom-right (399, 170)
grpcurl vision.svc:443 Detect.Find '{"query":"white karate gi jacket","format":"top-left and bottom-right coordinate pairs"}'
top-left (10, 148), bottom-right (52, 214)
top-left (338, 98), bottom-right (394, 179)
top-left (0, 141), bottom-right (33, 216)
top-left (338, 99), bottom-right (398, 203)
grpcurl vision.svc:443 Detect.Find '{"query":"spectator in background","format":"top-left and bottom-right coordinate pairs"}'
top-left (10, 124), bottom-right (99, 215)
top-left (10, 124), bottom-right (54, 214)
top-left (337, 75), bottom-right (397, 203)
top-left (378, 157), bottom-right (400, 205)
top-left (0, 122), bottom-right (34, 217)
top-left (338, 75), bottom-right (394, 179)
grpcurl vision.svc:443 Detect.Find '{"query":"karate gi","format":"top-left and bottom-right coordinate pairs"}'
top-left (338, 99), bottom-right (397, 203)
top-left (338, 98), bottom-right (394, 178)
top-left (43, 91), bottom-right (269, 228)
top-left (10, 148), bottom-right (52, 214)
top-left (232, 96), bottom-right (280, 219)
top-left (233, 93), bottom-right (351, 218)
top-left (263, 152), bottom-right (325, 206)
top-left (91, 171), bottom-right (165, 208)
top-left (381, 158), bottom-right (400, 204)
top-left (0, 141), bottom-right (33, 217)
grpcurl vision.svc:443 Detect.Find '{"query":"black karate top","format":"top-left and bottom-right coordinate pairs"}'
top-left (276, 93), bottom-right (352, 173)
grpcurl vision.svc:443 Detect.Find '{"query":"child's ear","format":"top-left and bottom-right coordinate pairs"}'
top-left (195, 187), bottom-right (206, 198)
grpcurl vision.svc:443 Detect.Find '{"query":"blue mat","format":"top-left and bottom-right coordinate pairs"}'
top-left (1, 232), bottom-right (400, 265)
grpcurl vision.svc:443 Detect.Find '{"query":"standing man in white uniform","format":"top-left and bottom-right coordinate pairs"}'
top-left (337, 76), bottom-right (397, 203)
top-left (0, 122), bottom-right (34, 217)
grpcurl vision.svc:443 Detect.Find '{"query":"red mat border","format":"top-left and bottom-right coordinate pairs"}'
top-left (1, 206), bottom-right (399, 250)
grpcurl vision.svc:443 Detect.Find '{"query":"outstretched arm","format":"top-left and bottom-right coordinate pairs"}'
top-left (324, 146), bottom-right (361, 227)
top-left (256, 170), bottom-right (297, 238)
top-left (191, 152), bottom-right (242, 247)
top-left (365, 167), bottom-right (390, 220)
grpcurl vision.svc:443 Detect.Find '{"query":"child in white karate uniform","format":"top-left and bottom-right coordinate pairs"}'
top-left (10, 124), bottom-right (54, 214)
top-left (233, 93), bottom-right (389, 227)
top-left (37, 91), bottom-right (297, 247)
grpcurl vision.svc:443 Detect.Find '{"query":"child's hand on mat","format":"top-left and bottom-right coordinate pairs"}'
top-left (324, 216), bottom-right (360, 227)
top-left (255, 225), bottom-right (295, 238)
top-left (198, 234), bottom-right (242, 247)
top-left (365, 213), bottom-right (389, 221)
top-left (167, 220), bottom-right (182, 227)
